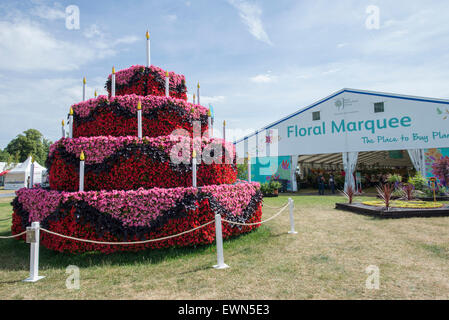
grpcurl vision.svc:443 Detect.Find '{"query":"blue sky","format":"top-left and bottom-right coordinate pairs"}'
top-left (1, 0), bottom-right (449, 148)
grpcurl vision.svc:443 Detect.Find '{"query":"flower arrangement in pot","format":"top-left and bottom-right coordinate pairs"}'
top-left (260, 180), bottom-right (282, 197)
top-left (270, 180), bottom-right (282, 196)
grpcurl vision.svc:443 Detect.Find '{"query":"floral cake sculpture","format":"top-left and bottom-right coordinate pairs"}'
top-left (11, 63), bottom-right (262, 254)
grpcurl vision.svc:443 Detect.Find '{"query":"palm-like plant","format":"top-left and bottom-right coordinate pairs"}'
top-left (400, 182), bottom-right (415, 201)
top-left (377, 183), bottom-right (394, 210)
top-left (341, 185), bottom-right (355, 204)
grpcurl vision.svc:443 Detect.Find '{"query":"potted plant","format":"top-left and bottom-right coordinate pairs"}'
top-left (270, 180), bottom-right (282, 196)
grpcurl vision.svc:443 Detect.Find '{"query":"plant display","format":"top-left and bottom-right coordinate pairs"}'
top-left (12, 183), bottom-right (262, 253)
top-left (376, 183), bottom-right (394, 210)
top-left (46, 136), bottom-right (237, 191)
top-left (105, 65), bottom-right (187, 100)
top-left (431, 156), bottom-right (449, 186)
top-left (341, 185), bottom-right (355, 204)
top-left (400, 183), bottom-right (415, 201)
top-left (362, 200), bottom-right (444, 209)
top-left (260, 179), bottom-right (282, 196)
top-left (408, 173), bottom-right (427, 191)
top-left (71, 94), bottom-right (208, 138)
top-left (12, 62), bottom-right (262, 253)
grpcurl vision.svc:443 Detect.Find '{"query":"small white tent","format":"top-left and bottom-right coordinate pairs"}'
top-left (4, 156), bottom-right (47, 190)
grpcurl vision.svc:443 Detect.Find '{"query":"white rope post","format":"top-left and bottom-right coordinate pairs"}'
top-left (165, 71), bottom-right (169, 97)
top-left (197, 82), bottom-right (200, 105)
top-left (23, 222), bottom-right (45, 282)
top-left (192, 150), bottom-right (197, 187)
top-left (213, 214), bottom-right (229, 269)
top-left (137, 100), bottom-right (142, 139)
top-left (69, 107), bottom-right (73, 138)
top-left (79, 151), bottom-right (85, 192)
top-left (111, 66), bottom-right (116, 97)
top-left (146, 30), bottom-right (151, 67)
top-left (61, 119), bottom-right (66, 138)
top-left (288, 198), bottom-right (297, 234)
top-left (29, 156), bottom-right (35, 188)
top-left (247, 153), bottom-right (251, 183)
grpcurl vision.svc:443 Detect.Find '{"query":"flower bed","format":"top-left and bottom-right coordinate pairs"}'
top-left (71, 94), bottom-right (208, 138)
top-left (47, 136), bottom-right (237, 191)
top-left (105, 65), bottom-right (187, 100)
top-left (11, 182), bottom-right (262, 253)
top-left (362, 200), bottom-right (444, 209)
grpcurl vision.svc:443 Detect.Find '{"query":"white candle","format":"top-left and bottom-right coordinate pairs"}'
top-left (193, 93), bottom-right (196, 104)
top-left (82, 77), bottom-right (86, 101)
top-left (192, 150), bottom-right (197, 187)
top-left (94, 89), bottom-right (97, 98)
top-left (69, 107), bottom-right (73, 138)
top-left (247, 153), bottom-right (251, 182)
top-left (165, 71), bottom-right (169, 97)
top-left (223, 120), bottom-right (226, 141)
top-left (210, 105), bottom-right (214, 137)
top-left (207, 109), bottom-right (212, 137)
top-left (137, 100), bottom-right (142, 139)
top-left (79, 151), bottom-right (85, 192)
top-left (111, 66), bottom-right (116, 97)
top-left (197, 82), bottom-right (200, 105)
top-left (61, 119), bottom-right (66, 138)
top-left (146, 30), bottom-right (151, 67)
top-left (29, 156), bottom-right (35, 188)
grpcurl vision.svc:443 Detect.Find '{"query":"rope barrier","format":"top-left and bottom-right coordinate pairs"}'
top-left (40, 220), bottom-right (215, 245)
top-left (2, 199), bottom-right (297, 280)
top-left (0, 230), bottom-right (27, 239)
top-left (1, 202), bottom-right (292, 242)
top-left (263, 202), bottom-right (289, 209)
top-left (222, 203), bottom-right (289, 226)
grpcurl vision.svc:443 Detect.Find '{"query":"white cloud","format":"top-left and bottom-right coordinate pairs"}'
top-left (250, 74), bottom-right (276, 83)
top-left (0, 19), bottom-right (139, 72)
top-left (228, 0), bottom-right (272, 45)
top-left (113, 35), bottom-right (139, 45)
top-left (84, 24), bottom-right (102, 39)
top-left (164, 14), bottom-right (178, 22)
top-left (0, 19), bottom-right (97, 72)
top-left (30, 1), bottom-right (66, 20)
top-left (187, 94), bottom-right (225, 105)
top-left (0, 75), bottom-right (107, 147)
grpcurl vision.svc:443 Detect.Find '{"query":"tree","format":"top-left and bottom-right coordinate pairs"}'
top-left (0, 149), bottom-right (10, 162)
top-left (431, 156), bottom-right (449, 186)
top-left (5, 129), bottom-right (52, 165)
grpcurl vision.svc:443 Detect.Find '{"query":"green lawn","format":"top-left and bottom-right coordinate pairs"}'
top-left (0, 194), bottom-right (448, 300)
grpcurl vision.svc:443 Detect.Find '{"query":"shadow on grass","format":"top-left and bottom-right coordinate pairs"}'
top-left (0, 225), bottom-right (276, 272)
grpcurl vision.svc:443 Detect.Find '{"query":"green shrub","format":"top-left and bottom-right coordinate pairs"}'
top-left (260, 182), bottom-right (273, 195)
top-left (408, 173), bottom-right (427, 191)
top-left (388, 174), bottom-right (402, 183)
top-left (237, 163), bottom-right (248, 180)
top-left (269, 180), bottom-right (282, 191)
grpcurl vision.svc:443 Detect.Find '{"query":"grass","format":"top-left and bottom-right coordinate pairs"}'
top-left (0, 193), bottom-right (448, 299)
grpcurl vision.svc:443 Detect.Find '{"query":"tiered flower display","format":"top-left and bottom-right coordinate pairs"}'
top-left (11, 64), bottom-right (263, 253)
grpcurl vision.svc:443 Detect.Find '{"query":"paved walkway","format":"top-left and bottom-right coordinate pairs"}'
top-left (0, 193), bottom-right (14, 198)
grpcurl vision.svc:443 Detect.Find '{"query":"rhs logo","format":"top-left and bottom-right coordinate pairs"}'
top-left (334, 99), bottom-right (344, 111)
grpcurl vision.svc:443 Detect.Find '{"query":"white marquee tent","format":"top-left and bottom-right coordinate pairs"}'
top-left (235, 88), bottom-right (449, 191)
top-left (4, 156), bottom-right (47, 190)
